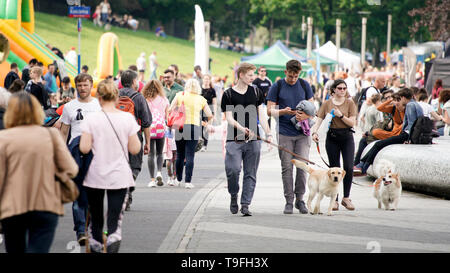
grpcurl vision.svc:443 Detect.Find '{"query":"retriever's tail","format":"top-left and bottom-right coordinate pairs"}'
top-left (291, 159), bottom-right (313, 174)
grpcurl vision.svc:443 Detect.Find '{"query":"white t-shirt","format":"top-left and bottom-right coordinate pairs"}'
top-left (149, 54), bottom-right (157, 71)
top-left (100, 2), bottom-right (109, 13)
top-left (136, 56), bottom-right (146, 71)
top-left (65, 50), bottom-right (77, 66)
top-left (418, 101), bottom-right (434, 118)
top-left (365, 86), bottom-right (380, 101)
top-left (81, 111), bottom-right (140, 189)
top-left (60, 98), bottom-right (101, 144)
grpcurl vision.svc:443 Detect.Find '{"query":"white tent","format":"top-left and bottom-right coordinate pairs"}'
top-left (315, 41), bottom-right (362, 72)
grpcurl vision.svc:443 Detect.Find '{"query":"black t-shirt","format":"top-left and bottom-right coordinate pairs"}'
top-left (221, 85), bottom-right (264, 142)
top-left (30, 82), bottom-right (50, 110)
top-left (201, 88), bottom-right (217, 106)
top-left (4, 71), bottom-right (19, 90)
top-left (252, 77), bottom-right (272, 99)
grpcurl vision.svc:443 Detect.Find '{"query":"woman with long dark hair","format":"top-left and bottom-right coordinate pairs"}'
top-left (432, 79), bottom-right (443, 100)
top-left (200, 74), bottom-right (217, 151)
top-left (310, 79), bottom-right (358, 211)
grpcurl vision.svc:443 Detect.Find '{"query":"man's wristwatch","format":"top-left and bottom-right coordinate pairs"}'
top-left (339, 114), bottom-right (344, 119)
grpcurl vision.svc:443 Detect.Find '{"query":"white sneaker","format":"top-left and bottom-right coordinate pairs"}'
top-left (200, 146), bottom-right (207, 152)
top-left (147, 181), bottom-right (157, 188)
top-left (156, 172), bottom-right (164, 186)
top-left (167, 179), bottom-right (174, 186)
top-left (173, 179), bottom-right (180, 187)
top-left (185, 183), bottom-right (194, 189)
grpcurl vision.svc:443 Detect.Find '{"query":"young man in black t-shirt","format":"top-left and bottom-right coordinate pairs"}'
top-left (252, 66), bottom-right (272, 127)
top-left (221, 63), bottom-right (272, 216)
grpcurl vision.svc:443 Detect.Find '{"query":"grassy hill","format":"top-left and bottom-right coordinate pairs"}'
top-left (34, 12), bottom-right (243, 80)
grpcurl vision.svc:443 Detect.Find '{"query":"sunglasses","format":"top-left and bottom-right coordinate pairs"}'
top-left (260, 70), bottom-right (266, 72)
top-left (336, 87), bottom-right (347, 90)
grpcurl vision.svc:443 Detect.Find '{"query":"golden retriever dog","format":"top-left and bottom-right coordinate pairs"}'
top-left (373, 170), bottom-right (402, 210)
top-left (291, 159), bottom-right (346, 216)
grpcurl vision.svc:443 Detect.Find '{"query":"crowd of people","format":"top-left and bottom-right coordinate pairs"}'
top-left (1, 50), bottom-right (449, 253)
top-left (92, 0), bottom-right (139, 31)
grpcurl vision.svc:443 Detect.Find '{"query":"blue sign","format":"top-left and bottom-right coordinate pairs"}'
top-left (69, 6), bottom-right (90, 18)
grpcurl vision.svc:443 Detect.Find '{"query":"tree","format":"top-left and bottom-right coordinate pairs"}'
top-left (408, 0), bottom-right (450, 41)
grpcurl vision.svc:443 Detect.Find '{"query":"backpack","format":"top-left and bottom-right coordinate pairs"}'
top-left (147, 98), bottom-right (166, 139)
top-left (116, 92), bottom-right (139, 123)
top-left (409, 116), bottom-right (434, 144)
top-left (356, 86), bottom-right (372, 111)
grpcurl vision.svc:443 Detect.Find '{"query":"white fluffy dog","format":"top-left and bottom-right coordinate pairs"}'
top-left (373, 160), bottom-right (402, 210)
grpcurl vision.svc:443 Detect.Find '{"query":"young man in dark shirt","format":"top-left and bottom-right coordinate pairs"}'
top-left (4, 63), bottom-right (20, 90)
top-left (221, 62), bottom-right (272, 216)
top-left (119, 69), bottom-right (152, 210)
top-left (266, 60), bottom-right (314, 215)
top-left (252, 66), bottom-right (272, 99)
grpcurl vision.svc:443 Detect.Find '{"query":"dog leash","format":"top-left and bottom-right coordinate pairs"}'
top-left (314, 141), bottom-right (330, 168)
top-left (234, 133), bottom-right (328, 170)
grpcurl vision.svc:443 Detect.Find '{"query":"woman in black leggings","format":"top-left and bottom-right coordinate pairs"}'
top-left (310, 79), bottom-right (358, 211)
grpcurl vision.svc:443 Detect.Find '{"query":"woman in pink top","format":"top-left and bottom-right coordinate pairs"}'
top-left (432, 79), bottom-right (443, 100)
top-left (142, 80), bottom-right (170, 187)
top-left (80, 80), bottom-right (141, 253)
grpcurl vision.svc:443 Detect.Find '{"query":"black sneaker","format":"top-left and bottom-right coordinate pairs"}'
top-left (297, 200), bottom-right (308, 214)
top-left (230, 196), bottom-right (239, 214)
top-left (240, 205), bottom-right (252, 216)
top-left (283, 203), bottom-right (293, 214)
top-left (77, 233), bottom-right (87, 246)
top-left (106, 241), bottom-right (121, 253)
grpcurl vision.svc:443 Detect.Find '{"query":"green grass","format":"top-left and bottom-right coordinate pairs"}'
top-left (34, 12), bottom-right (243, 80)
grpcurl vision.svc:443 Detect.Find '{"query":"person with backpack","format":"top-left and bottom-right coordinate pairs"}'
top-left (221, 63), bottom-right (272, 216)
top-left (169, 79), bottom-right (213, 189)
top-left (60, 73), bottom-right (102, 246)
top-left (353, 92), bottom-right (405, 174)
top-left (266, 60), bottom-right (314, 215)
top-left (79, 79), bottom-right (141, 253)
top-left (358, 88), bottom-right (424, 175)
top-left (142, 80), bottom-right (169, 187)
top-left (357, 75), bottom-right (387, 123)
top-left (118, 70), bottom-right (152, 210)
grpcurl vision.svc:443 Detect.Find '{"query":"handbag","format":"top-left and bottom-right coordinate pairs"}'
top-left (48, 128), bottom-right (79, 204)
top-left (168, 92), bottom-right (186, 130)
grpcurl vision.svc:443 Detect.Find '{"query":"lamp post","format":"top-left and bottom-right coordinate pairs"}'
top-left (387, 14), bottom-right (392, 65)
top-left (336, 19), bottom-right (341, 71)
top-left (306, 17), bottom-right (313, 60)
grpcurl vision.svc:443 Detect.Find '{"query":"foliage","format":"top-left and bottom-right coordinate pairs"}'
top-left (408, 0), bottom-right (450, 41)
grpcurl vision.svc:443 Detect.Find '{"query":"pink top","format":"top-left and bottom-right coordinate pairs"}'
top-left (146, 95), bottom-right (169, 119)
top-left (81, 111), bottom-right (141, 189)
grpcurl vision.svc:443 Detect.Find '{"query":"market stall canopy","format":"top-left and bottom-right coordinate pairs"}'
top-left (296, 48), bottom-right (337, 65)
top-left (241, 40), bottom-right (312, 80)
top-left (315, 41), bottom-right (361, 73)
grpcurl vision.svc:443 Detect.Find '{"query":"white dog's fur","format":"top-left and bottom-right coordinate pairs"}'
top-left (292, 159), bottom-right (345, 216)
top-left (373, 160), bottom-right (402, 210)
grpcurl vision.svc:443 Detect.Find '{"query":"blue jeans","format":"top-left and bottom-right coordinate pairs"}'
top-left (72, 200), bottom-right (87, 236)
top-left (175, 125), bottom-right (201, 183)
top-left (1, 211), bottom-right (58, 253)
top-left (225, 140), bottom-right (261, 205)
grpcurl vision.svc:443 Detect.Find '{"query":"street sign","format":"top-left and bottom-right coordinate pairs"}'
top-left (68, 6), bottom-right (90, 18)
